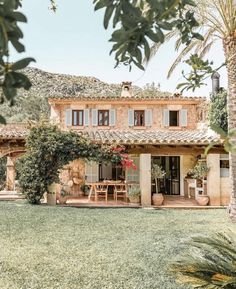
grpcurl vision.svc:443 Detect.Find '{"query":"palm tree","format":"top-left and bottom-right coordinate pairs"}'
top-left (147, 0), bottom-right (236, 220)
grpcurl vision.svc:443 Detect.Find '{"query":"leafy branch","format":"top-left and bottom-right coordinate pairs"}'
top-left (93, 0), bottom-right (202, 71)
top-left (205, 124), bottom-right (236, 155)
top-left (49, 0), bottom-right (57, 12)
top-left (0, 0), bottom-right (35, 124)
top-left (177, 54), bottom-right (225, 93)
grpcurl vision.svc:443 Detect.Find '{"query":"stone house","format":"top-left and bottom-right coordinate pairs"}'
top-left (45, 81), bottom-right (230, 206)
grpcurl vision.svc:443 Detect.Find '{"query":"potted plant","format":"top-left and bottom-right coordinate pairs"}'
top-left (80, 183), bottom-right (90, 196)
top-left (187, 161), bottom-right (210, 206)
top-left (59, 188), bottom-right (70, 205)
top-left (151, 164), bottom-right (166, 206)
top-left (47, 182), bottom-right (57, 206)
top-left (128, 186), bottom-right (141, 204)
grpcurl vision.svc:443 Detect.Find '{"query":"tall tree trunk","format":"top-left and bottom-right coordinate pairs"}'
top-left (223, 35), bottom-right (236, 221)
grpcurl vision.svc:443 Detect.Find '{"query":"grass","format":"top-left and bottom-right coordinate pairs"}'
top-left (0, 202), bottom-right (235, 289)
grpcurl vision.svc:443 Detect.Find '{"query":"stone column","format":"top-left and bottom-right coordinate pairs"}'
top-left (207, 154), bottom-right (221, 205)
top-left (140, 154), bottom-right (152, 207)
top-left (6, 156), bottom-right (16, 191)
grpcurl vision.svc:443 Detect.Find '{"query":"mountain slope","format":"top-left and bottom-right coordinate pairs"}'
top-left (0, 67), bottom-right (171, 123)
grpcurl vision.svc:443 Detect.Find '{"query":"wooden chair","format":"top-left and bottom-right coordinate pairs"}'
top-left (114, 184), bottom-right (127, 203)
top-left (95, 184), bottom-right (108, 203)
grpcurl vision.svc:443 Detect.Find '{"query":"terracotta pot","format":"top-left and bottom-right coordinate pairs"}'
top-left (152, 193), bottom-right (164, 206)
top-left (78, 190), bottom-right (84, 197)
top-left (196, 195), bottom-right (210, 206)
top-left (59, 196), bottom-right (68, 205)
top-left (129, 196), bottom-right (140, 204)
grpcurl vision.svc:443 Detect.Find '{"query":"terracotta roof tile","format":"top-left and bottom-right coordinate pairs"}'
top-left (79, 130), bottom-right (220, 145)
top-left (49, 95), bottom-right (205, 101)
top-left (0, 124), bottom-right (28, 139)
top-left (0, 124), bottom-right (220, 145)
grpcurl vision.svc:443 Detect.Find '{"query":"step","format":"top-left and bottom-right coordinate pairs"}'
top-left (0, 190), bottom-right (19, 195)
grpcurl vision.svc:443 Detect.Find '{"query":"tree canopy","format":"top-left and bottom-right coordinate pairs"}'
top-left (0, 0), bottom-right (35, 124)
top-left (94, 0), bottom-right (202, 70)
top-left (208, 90), bottom-right (228, 133)
top-left (0, 0), bottom-right (202, 125)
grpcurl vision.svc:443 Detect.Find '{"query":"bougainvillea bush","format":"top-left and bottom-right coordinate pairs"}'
top-left (17, 121), bottom-right (134, 204)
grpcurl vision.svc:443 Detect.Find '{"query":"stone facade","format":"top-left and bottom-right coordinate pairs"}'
top-left (0, 85), bottom-right (230, 207)
top-left (47, 90), bottom-right (230, 207)
top-left (49, 99), bottom-right (204, 132)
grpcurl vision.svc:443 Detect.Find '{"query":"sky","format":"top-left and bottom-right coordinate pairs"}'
top-left (12, 0), bottom-right (227, 97)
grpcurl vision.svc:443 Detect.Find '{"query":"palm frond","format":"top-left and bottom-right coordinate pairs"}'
top-left (171, 232), bottom-right (236, 289)
top-left (175, 37), bottom-right (182, 51)
top-left (145, 0), bottom-right (236, 82)
top-left (199, 41), bottom-right (215, 58)
top-left (143, 29), bottom-right (179, 66)
top-left (167, 40), bottom-right (200, 79)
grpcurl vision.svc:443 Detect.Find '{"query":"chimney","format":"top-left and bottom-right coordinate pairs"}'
top-left (211, 72), bottom-right (220, 94)
top-left (121, 81), bottom-right (132, 97)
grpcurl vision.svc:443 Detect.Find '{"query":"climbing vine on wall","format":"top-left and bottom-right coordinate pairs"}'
top-left (17, 121), bottom-right (133, 204)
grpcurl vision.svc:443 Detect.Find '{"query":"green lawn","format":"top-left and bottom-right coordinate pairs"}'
top-left (0, 202), bottom-right (235, 289)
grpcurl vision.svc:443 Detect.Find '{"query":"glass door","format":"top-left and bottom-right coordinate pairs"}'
top-left (151, 156), bottom-right (180, 195)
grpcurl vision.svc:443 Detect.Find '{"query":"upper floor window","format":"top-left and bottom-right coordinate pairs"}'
top-left (98, 110), bottom-right (109, 126)
top-left (134, 110), bottom-right (145, 126)
top-left (72, 110), bottom-right (84, 126)
top-left (169, 111), bottom-right (179, 127)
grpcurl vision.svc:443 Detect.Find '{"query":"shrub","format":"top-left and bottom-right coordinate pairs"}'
top-left (208, 90), bottom-right (228, 133)
top-left (187, 161), bottom-right (209, 179)
top-left (128, 186), bottom-right (141, 198)
top-left (17, 121), bottom-right (132, 204)
top-left (0, 156), bottom-right (7, 190)
top-left (171, 232), bottom-right (236, 289)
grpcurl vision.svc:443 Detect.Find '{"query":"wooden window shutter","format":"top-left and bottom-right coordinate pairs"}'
top-left (128, 109), bottom-right (134, 126)
top-left (65, 109), bottom-right (72, 126)
top-left (92, 109), bottom-right (98, 126)
top-left (180, 109), bottom-right (188, 127)
top-left (109, 109), bottom-right (116, 126)
top-left (84, 109), bottom-right (90, 126)
top-left (163, 109), bottom-right (169, 127)
top-left (145, 109), bottom-right (152, 126)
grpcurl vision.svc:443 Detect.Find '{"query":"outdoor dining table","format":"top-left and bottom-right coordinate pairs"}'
top-left (87, 181), bottom-right (125, 202)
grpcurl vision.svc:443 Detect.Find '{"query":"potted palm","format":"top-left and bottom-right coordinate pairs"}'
top-left (188, 161), bottom-right (210, 206)
top-left (151, 164), bottom-right (166, 206)
top-left (128, 186), bottom-right (141, 204)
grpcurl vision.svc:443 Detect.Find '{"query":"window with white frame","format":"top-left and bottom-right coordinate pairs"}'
top-left (220, 154), bottom-right (229, 177)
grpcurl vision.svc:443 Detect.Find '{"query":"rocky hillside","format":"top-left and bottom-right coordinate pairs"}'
top-left (23, 67), bottom-right (171, 99)
top-left (23, 67), bottom-right (124, 98)
top-left (0, 67), bottom-right (171, 123)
